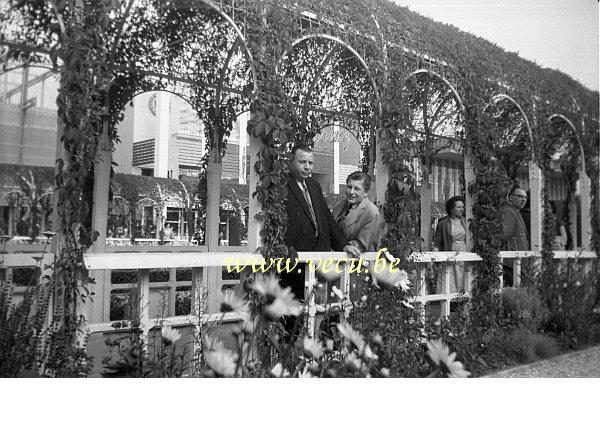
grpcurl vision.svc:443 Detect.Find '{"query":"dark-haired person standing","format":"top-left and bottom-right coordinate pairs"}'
top-left (501, 186), bottom-right (529, 286)
top-left (432, 196), bottom-right (467, 292)
top-left (281, 145), bottom-right (352, 337)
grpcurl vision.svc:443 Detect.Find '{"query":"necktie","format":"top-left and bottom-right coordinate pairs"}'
top-left (301, 181), bottom-right (319, 234)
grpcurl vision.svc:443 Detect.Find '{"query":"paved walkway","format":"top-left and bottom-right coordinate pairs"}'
top-left (489, 345), bottom-right (600, 377)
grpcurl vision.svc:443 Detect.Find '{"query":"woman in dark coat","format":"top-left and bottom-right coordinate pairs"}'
top-left (432, 196), bottom-right (467, 292)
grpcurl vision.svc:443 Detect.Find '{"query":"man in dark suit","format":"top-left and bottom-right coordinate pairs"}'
top-left (281, 145), bottom-right (355, 303)
top-left (501, 186), bottom-right (529, 287)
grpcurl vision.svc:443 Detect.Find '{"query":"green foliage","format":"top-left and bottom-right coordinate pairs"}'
top-left (504, 328), bottom-right (558, 364)
top-left (498, 287), bottom-right (549, 332)
top-left (0, 279), bottom-right (49, 377)
top-left (537, 261), bottom-right (600, 349)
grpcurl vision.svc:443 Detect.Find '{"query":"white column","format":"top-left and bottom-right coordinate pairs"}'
top-left (420, 163), bottom-right (432, 250)
top-left (580, 173), bottom-right (592, 249)
top-left (205, 141), bottom-right (222, 313)
top-left (86, 121), bottom-right (112, 325)
top-left (247, 119), bottom-right (263, 251)
top-left (333, 138), bottom-right (340, 195)
top-left (569, 197), bottom-right (578, 249)
top-left (238, 112), bottom-right (248, 185)
top-left (529, 162), bottom-right (543, 252)
top-left (154, 92), bottom-right (170, 178)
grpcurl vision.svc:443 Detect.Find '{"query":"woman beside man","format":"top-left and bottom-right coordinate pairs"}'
top-left (333, 171), bottom-right (383, 299)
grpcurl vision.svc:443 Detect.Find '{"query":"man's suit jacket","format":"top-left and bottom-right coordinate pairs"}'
top-left (282, 174), bottom-right (347, 300)
top-left (285, 174), bottom-right (347, 252)
top-left (502, 203), bottom-right (529, 251)
top-left (332, 197), bottom-right (382, 252)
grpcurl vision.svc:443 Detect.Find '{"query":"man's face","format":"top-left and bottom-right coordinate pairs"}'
top-left (289, 150), bottom-right (314, 181)
top-left (509, 189), bottom-right (527, 209)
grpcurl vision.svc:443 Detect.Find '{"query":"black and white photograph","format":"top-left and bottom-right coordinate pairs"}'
top-left (0, 0), bottom-right (598, 419)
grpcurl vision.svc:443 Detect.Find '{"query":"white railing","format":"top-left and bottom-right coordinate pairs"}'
top-left (3, 248), bottom-right (595, 349)
top-left (82, 249), bottom-right (598, 339)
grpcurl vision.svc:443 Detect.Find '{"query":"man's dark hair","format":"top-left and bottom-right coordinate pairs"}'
top-left (290, 144), bottom-right (313, 157)
top-left (346, 171), bottom-right (372, 191)
top-left (445, 196), bottom-right (464, 215)
top-left (508, 184), bottom-right (523, 196)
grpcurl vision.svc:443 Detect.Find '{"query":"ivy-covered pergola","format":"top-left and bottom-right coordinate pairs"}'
top-left (1, 0), bottom-right (598, 342)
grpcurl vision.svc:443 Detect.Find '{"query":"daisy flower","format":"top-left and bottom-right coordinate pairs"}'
top-left (344, 351), bottom-right (362, 371)
top-left (161, 325), bottom-right (181, 346)
top-left (263, 289), bottom-right (302, 321)
top-left (426, 339), bottom-right (471, 378)
top-left (270, 362), bottom-right (290, 378)
top-left (250, 273), bottom-right (282, 303)
top-left (336, 322), bottom-right (365, 350)
top-left (360, 344), bottom-right (378, 361)
top-left (299, 367), bottom-right (315, 378)
top-left (220, 290), bottom-right (249, 315)
top-left (203, 335), bottom-right (238, 377)
top-left (302, 336), bottom-right (324, 359)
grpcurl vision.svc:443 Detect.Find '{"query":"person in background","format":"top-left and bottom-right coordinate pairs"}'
top-left (432, 196), bottom-right (467, 292)
top-left (16, 215), bottom-right (29, 237)
top-left (501, 186), bottom-right (529, 287)
top-left (549, 201), bottom-right (567, 250)
top-left (333, 171), bottom-right (383, 300)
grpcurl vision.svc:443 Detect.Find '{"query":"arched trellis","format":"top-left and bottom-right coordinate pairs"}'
top-left (548, 113), bottom-right (592, 249)
top-left (107, 0), bottom-right (257, 159)
top-left (487, 93), bottom-right (534, 153)
top-left (401, 69), bottom-right (468, 250)
top-left (549, 114), bottom-right (586, 173)
top-left (402, 69), bottom-right (466, 152)
top-left (277, 33), bottom-right (382, 148)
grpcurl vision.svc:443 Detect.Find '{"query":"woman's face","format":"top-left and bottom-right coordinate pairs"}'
top-left (451, 201), bottom-right (464, 218)
top-left (346, 179), bottom-right (368, 205)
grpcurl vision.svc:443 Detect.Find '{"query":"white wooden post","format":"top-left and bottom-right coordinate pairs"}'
top-left (86, 121), bottom-right (112, 328)
top-left (205, 144), bottom-right (222, 313)
top-left (191, 266), bottom-right (205, 359)
top-left (420, 164), bottom-right (432, 250)
top-left (304, 261), bottom-right (317, 338)
top-left (333, 137), bottom-right (340, 195)
top-left (529, 163), bottom-right (543, 252)
top-left (580, 173), bottom-right (592, 250)
top-left (340, 261), bottom-right (351, 321)
top-left (513, 258), bottom-right (521, 287)
top-left (246, 127), bottom-right (263, 252)
top-left (569, 199), bottom-right (579, 249)
top-left (137, 268), bottom-right (151, 347)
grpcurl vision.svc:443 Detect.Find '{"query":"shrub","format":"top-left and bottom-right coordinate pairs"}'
top-left (498, 287), bottom-right (548, 331)
top-left (504, 328), bottom-right (557, 363)
top-left (538, 260), bottom-right (600, 349)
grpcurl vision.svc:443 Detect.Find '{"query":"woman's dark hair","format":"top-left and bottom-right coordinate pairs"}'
top-left (445, 196), bottom-right (464, 215)
top-left (346, 171), bottom-right (371, 191)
